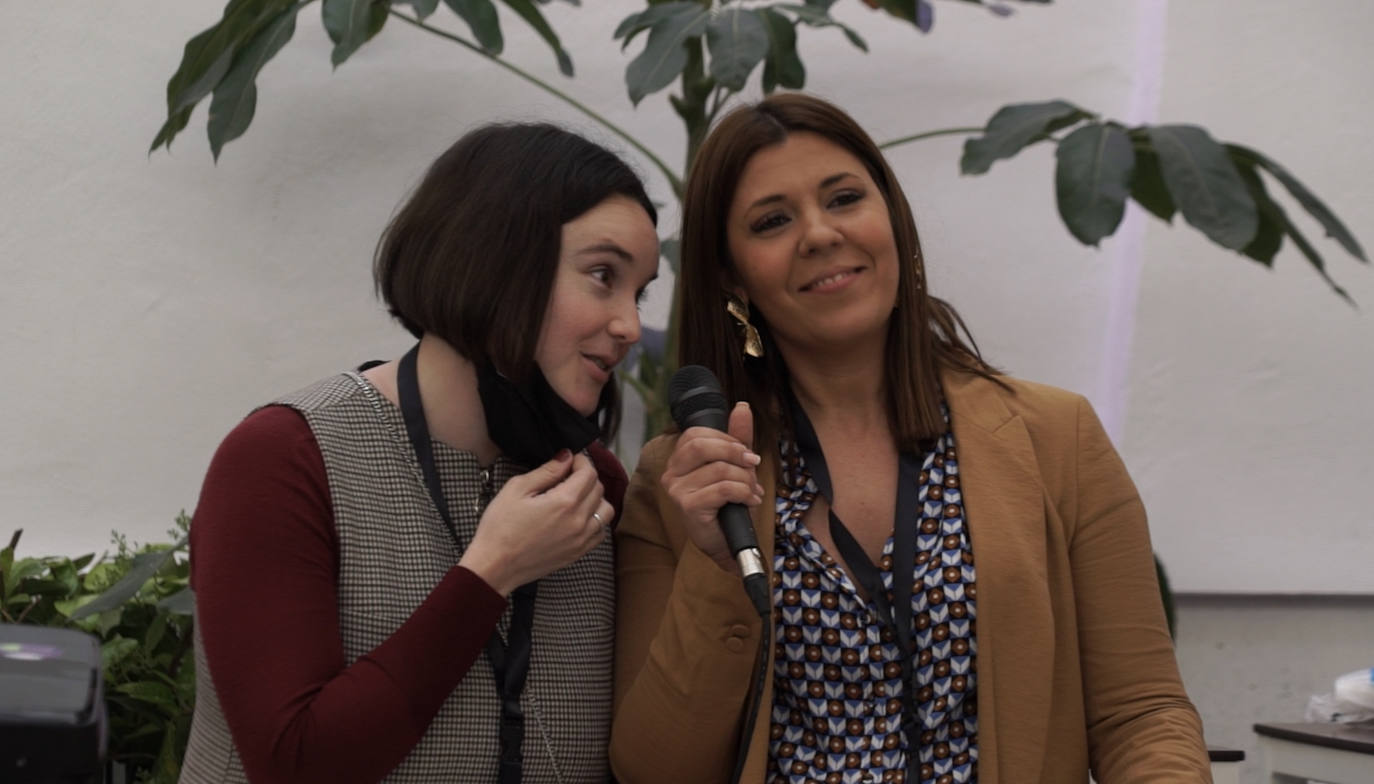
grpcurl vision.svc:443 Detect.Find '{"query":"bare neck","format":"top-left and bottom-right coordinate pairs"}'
top-left (781, 341), bottom-right (890, 437)
top-left (362, 334), bottom-right (501, 465)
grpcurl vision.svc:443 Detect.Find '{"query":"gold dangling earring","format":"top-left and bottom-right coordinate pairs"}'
top-left (725, 293), bottom-right (764, 358)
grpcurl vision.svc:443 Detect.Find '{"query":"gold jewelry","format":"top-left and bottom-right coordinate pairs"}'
top-left (726, 293), bottom-right (764, 358)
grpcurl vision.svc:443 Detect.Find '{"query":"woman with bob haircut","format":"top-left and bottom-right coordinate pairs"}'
top-left (610, 93), bottom-right (1209, 783)
top-left (180, 122), bottom-right (660, 784)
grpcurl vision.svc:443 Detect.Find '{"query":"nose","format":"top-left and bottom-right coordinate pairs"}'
top-left (608, 295), bottom-right (641, 345)
top-left (798, 209), bottom-right (843, 256)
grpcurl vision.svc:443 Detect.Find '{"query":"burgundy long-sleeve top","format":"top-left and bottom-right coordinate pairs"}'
top-left (189, 405), bottom-right (626, 783)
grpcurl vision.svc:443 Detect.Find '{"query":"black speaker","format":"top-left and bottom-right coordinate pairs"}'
top-left (0, 624), bottom-right (106, 783)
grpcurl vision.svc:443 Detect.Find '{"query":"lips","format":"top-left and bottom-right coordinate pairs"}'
top-left (582, 353), bottom-right (616, 383)
top-left (800, 267), bottom-right (863, 292)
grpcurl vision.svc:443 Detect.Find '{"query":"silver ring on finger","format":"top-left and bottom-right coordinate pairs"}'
top-left (592, 510), bottom-right (610, 537)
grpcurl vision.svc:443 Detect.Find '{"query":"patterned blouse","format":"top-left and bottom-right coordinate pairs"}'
top-left (767, 419), bottom-right (979, 784)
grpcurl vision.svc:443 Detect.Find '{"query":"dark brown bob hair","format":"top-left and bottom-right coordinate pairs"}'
top-left (374, 123), bottom-right (656, 440)
top-left (677, 93), bottom-right (997, 450)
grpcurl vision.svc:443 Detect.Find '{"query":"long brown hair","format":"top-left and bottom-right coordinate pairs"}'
top-left (677, 93), bottom-right (998, 450)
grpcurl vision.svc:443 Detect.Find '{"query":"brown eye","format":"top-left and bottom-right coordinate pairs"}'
top-left (829, 190), bottom-right (862, 208)
top-left (751, 213), bottom-right (788, 233)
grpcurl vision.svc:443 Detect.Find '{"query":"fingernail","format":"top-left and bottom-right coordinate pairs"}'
top-left (735, 401), bottom-right (750, 412)
top-left (555, 449), bottom-right (572, 462)
top-left (743, 451), bottom-right (762, 466)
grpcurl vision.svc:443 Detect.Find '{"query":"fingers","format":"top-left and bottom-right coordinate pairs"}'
top-left (727, 401), bottom-right (754, 452)
top-left (664, 427), bottom-right (760, 480)
top-left (678, 480), bottom-right (761, 515)
top-left (516, 448), bottom-right (575, 494)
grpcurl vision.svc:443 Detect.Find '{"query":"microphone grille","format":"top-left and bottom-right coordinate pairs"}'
top-left (668, 365), bottom-right (727, 429)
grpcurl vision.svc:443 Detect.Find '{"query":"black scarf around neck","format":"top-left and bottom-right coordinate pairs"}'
top-left (474, 356), bottom-right (604, 467)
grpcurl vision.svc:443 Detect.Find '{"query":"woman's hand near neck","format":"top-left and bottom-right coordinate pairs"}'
top-left (362, 334), bottom-right (502, 465)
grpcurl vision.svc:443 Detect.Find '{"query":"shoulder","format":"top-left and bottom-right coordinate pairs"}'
top-left (214, 405), bottom-right (322, 472)
top-left (943, 370), bottom-right (1091, 436)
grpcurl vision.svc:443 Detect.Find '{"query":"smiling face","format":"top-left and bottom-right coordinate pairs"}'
top-left (535, 194), bottom-right (660, 416)
top-left (726, 132), bottom-right (901, 361)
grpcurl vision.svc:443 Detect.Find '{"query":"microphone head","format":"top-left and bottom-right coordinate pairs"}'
top-left (668, 365), bottom-right (728, 431)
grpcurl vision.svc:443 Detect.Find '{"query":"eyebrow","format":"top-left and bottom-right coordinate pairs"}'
top-left (575, 243), bottom-right (661, 283)
top-left (745, 172), bottom-right (859, 211)
top-left (575, 242), bottom-right (634, 263)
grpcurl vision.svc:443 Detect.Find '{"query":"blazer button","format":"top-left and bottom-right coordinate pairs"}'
top-left (726, 624), bottom-right (751, 653)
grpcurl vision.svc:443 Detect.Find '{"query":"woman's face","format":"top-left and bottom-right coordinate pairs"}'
top-left (536, 194), bottom-right (659, 416)
top-left (725, 132), bottom-right (900, 359)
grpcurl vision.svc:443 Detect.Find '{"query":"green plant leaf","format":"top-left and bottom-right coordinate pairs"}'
top-left (1226, 143), bottom-right (1367, 263)
top-left (144, 613), bottom-right (169, 653)
top-left (19, 578), bottom-right (75, 599)
top-left (69, 539), bottom-right (186, 620)
top-left (1232, 160), bottom-right (1352, 302)
top-left (1232, 162), bottom-right (1284, 266)
top-left (961, 100), bottom-right (1090, 175)
top-left (207, 5), bottom-right (299, 161)
top-left (1146, 124), bottom-right (1257, 251)
top-left (1055, 123), bottom-right (1135, 246)
top-left (97, 607), bottom-right (125, 636)
top-left (774, 4), bottom-right (867, 51)
top-left (625, 5), bottom-right (710, 106)
top-left (400, 0), bottom-right (440, 20)
top-left (705, 7), bottom-right (769, 92)
top-left (614, 2), bottom-right (698, 50)
top-left (1128, 141), bottom-right (1175, 223)
top-left (157, 587), bottom-right (197, 616)
top-left (1154, 554), bottom-right (1175, 639)
top-left (117, 680), bottom-right (179, 708)
top-left (101, 636), bottom-right (140, 670)
top-left (0, 533), bottom-right (15, 598)
top-left (498, 0), bottom-right (573, 76)
top-left (759, 9), bottom-right (806, 93)
top-left (442, 0), bottom-right (503, 53)
top-left (150, 107), bottom-right (194, 154)
top-left (4, 558), bottom-right (44, 598)
top-left (83, 561), bottom-right (122, 594)
top-left (323, 0), bottom-right (375, 67)
top-left (55, 594), bottom-right (96, 618)
top-left (870, 0), bottom-right (917, 25)
top-left (153, 0), bottom-right (296, 152)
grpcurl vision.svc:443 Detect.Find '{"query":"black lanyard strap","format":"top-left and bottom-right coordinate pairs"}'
top-left (787, 394), bottom-right (923, 776)
top-left (396, 344), bottom-right (538, 784)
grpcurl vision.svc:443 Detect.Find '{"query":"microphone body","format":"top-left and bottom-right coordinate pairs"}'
top-left (668, 366), bottom-right (771, 617)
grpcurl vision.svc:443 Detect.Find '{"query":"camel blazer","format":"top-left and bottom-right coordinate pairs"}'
top-left (609, 370), bottom-right (1210, 783)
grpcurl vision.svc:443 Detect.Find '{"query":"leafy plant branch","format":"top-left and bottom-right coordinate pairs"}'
top-left (148, 0), bottom-right (1366, 435)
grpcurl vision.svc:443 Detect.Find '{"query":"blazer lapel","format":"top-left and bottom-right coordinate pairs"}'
top-left (739, 428), bottom-right (779, 784)
top-left (943, 371), bottom-right (1054, 784)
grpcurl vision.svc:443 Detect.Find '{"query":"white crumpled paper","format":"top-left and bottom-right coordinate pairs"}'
top-left (1306, 668), bottom-right (1374, 724)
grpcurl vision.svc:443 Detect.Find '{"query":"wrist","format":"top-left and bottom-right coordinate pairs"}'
top-left (459, 546), bottom-right (515, 597)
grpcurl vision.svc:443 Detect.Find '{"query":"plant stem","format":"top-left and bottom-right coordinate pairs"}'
top-left (388, 10), bottom-right (683, 195)
top-left (878, 126), bottom-right (985, 149)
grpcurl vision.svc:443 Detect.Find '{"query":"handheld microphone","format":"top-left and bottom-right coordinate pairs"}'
top-left (667, 365), bottom-right (771, 617)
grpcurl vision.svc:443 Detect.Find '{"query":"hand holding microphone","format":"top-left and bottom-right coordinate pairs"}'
top-left (663, 365), bottom-right (771, 617)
